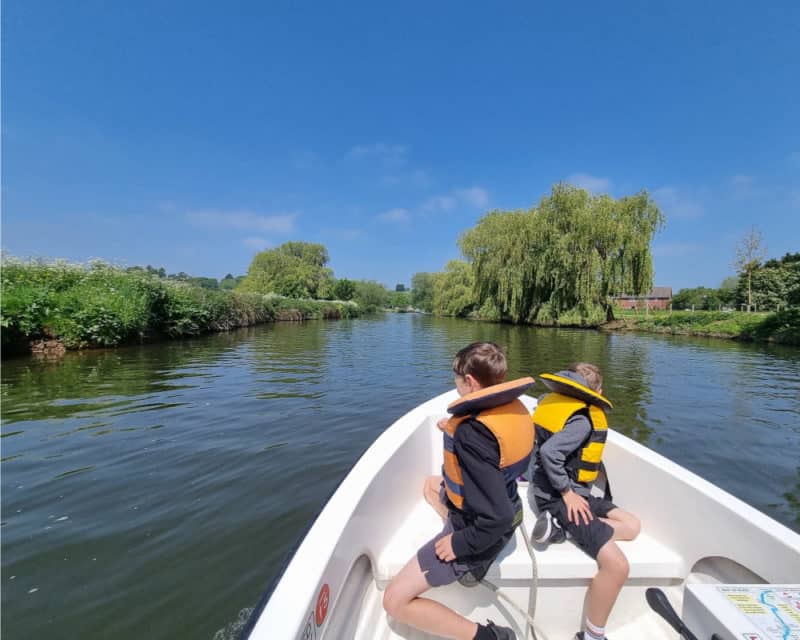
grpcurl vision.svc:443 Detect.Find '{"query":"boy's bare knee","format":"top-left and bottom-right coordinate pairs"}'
top-left (423, 475), bottom-right (439, 499)
top-left (607, 552), bottom-right (629, 584)
top-left (629, 515), bottom-right (641, 540)
top-left (617, 553), bottom-right (630, 579)
top-left (598, 543), bottom-right (629, 584)
top-left (382, 582), bottom-right (403, 617)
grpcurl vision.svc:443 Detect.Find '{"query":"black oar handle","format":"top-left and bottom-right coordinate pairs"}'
top-left (645, 588), bottom-right (700, 640)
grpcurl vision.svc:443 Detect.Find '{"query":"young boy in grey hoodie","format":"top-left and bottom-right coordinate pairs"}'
top-left (527, 363), bottom-right (641, 640)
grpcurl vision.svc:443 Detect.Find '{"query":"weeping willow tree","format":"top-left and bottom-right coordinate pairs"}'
top-left (459, 183), bottom-right (664, 324)
top-left (432, 260), bottom-right (477, 317)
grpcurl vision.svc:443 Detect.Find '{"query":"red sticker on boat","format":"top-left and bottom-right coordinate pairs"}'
top-left (315, 583), bottom-right (330, 626)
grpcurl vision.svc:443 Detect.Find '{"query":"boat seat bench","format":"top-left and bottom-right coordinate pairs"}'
top-left (374, 493), bottom-right (684, 588)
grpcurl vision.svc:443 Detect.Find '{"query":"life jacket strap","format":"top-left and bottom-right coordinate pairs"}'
top-left (589, 430), bottom-right (607, 443)
top-left (442, 470), bottom-right (463, 497)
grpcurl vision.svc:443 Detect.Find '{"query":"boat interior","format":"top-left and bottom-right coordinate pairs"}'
top-left (248, 392), bottom-right (800, 640)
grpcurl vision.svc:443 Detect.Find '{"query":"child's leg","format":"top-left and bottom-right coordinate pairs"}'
top-left (382, 554), bottom-right (478, 640)
top-left (585, 539), bottom-right (630, 627)
top-left (599, 507), bottom-right (640, 541)
top-left (423, 475), bottom-right (449, 521)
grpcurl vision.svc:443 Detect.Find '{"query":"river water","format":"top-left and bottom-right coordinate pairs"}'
top-left (2, 314), bottom-right (799, 639)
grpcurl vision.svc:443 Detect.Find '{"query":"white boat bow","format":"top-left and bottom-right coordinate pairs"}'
top-left (242, 390), bottom-right (800, 640)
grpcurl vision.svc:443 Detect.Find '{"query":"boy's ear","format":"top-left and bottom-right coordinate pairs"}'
top-left (464, 373), bottom-right (483, 393)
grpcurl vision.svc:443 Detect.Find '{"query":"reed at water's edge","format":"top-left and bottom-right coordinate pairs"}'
top-left (0, 259), bottom-right (363, 356)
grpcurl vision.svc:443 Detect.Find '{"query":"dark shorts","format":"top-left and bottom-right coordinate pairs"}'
top-left (417, 519), bottom-right (476, 587)
top-left (537, 495), bottom-right (617, 559)
top-left (418, 482), bottom-right (518, 588)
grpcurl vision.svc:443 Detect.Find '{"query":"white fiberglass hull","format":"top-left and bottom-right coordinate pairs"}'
top-left (242, 391), bottom-right (800, 640)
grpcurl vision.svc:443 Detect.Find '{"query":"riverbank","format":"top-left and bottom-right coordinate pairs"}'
top-left (602, 308), bottom-right (800, 345)
top-left (1, 260), bottom-right (363, 356)
top-left (453, 306), bottom-right (800, 345)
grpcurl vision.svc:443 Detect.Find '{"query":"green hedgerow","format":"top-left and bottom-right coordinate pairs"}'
top-left (1, 258), bottom-right (366, 351)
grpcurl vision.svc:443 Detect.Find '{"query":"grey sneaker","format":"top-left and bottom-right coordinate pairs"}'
top-left (533, 510), bottom-right (566, 544)
top-left (486, 619), bottom-right (516, 639)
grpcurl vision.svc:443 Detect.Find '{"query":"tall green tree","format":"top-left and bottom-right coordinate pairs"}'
top-left (411, 272), bottom-right (437, 312)
top-left (736, 251), bottom-right (800, 311)
top-left (388, 290), bottom-right (411, 309)
top-left (433, 260), bottom-right (477, 317)
top-left (672, 287), bottom-right (722, 310)
top-left (460, 184), bottom-right (664, 323)
top-left (332, 278), bottom-right (356, 301)
top-left (733, 227), bottom-right (767, 311)
top-left (719, 276), bottom-right (739, 307)
top-left (239, 242), bottom-right (334, 298)
top-left (353, 280), bottom-right (389, 312)
top-left (220, 274), bottom-right (245, 290)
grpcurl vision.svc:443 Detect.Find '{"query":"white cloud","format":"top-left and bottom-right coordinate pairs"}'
top-left (377, 208), bottom-right (411, 223)
top-left (652, 187), bottom-right (704, 219)
top-left (186, 210), bottom-right (297, 233)
top-left (422, 194), bottom-right (458, 213)
top-left (243, 237), bottom-right (271, 251)
top-left (455, 187), bottom-right (489, 208)
top-left (567, 173), bottom-right (612, 193)
top-left (422, 186), bottom-right (489, 213)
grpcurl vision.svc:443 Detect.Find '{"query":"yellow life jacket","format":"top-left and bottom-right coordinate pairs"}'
top-left (441, 378), bottom-right (535, 510)
top-left (532, 391), bottom-right (609, 484)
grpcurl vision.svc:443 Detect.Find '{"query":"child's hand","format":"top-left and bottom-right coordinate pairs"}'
top-left (436, 417), bottom-right (449, 432)
top-left (434, 533), bottom-right (456, 561)
top-left (562, 489), bottom-right (593, 525)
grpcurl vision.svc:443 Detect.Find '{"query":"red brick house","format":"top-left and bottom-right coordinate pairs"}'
top-left (615, 286), bottom-right (673, 310)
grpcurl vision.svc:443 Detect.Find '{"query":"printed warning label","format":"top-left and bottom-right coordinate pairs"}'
top-left (718, 586), bottom-right (800, 640)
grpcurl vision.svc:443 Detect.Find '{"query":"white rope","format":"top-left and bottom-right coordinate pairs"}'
top-left (480, 514), bottom-right (540, 639)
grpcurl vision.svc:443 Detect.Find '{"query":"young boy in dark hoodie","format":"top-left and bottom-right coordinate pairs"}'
top-left (383, 342), bottom-right (534, 640)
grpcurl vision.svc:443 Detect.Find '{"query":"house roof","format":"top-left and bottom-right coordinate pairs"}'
top-left (616, 286), bottom-right (673, 300)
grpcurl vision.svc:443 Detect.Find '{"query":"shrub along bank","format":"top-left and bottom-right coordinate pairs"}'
top-left (1, 260), bottom-right (361, 355)
top-left (609, 309), bottom-right (800, 345)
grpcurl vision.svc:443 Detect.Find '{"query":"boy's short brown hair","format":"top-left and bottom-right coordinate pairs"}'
top-left (452, 342), bottom-right (507, 388)
top-left (570, 362), bottom-right (602, 391)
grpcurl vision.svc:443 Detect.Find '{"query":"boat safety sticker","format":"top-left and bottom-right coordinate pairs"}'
top-left (315, 583), bottom-right (330, 627)
top-left (298, 611), bottom-right (317, 640)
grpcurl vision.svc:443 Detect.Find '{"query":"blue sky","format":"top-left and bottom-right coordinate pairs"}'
top-left (3, 1), bottom-right (798, 291)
